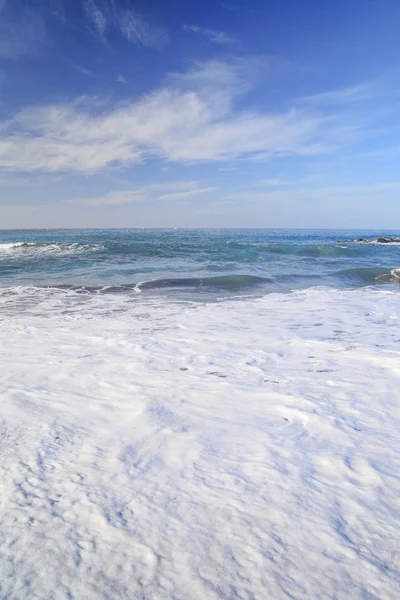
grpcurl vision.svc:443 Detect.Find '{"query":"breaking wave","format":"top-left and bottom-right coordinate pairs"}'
top-left (0, 242), bottom-right (104, 255)
top-left (333, 267), bottom-right (400, 285)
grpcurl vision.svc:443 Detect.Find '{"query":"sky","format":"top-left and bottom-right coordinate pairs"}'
top-left (0, 0), bottom-right (400, 228)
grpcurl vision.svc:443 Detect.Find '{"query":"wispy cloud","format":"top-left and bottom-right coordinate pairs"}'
top-left (300, 83), bottom-right (376, 106)
top-left (83, 0), bottom-right (107, 38)
top-left (220, 2), bottom-right (240, 10)
top-left (158, 187), bottom-right (218, 200)
top-left (117, 74), bottom-right (127, 84)
top-left (69, 63), bottom-right (96, 78)
top-left (82, 0), bottom-right (168, 48)
top-left (0, 58), bottom-right (371, 173)
top-left (182, 24), bottom-right (234, 44)
top-left (118, 10), bottom-right (169, 48)
top-left (48, 0), bottom-right (67, 25)
top-left (70, 181), bottom-right (214, 206)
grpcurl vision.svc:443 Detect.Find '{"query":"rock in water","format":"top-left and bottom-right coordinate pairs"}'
top-left (392, 269), bottom-right (400, 281)
top-left (376, 237), bottom-right (400, 243)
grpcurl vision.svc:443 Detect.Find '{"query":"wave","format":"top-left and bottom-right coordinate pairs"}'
top-left (0, 275), bottom-right (270, 299)
top-left (2, 268), bottom-right (398, 298)
top-left (0, 242), bottom-right (36, 251)
top-left (137, 275), bottom-right (271, 292)
top-left (334, 267), bottom-right (400, 285)
top-left (375, 268), bottom-right (400, 284)
top-left (0, 242), bottom-right (104, 255)
top-left (225, 241), bottom-right (356, 257)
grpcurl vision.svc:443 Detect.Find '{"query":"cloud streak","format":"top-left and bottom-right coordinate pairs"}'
top-left (300, 83), bottom-right (376, 106)
top-left (69, 63), bottom-right (96, 78)
top-left (157, 187), bottom-right (218, 200)
top-left (69, 181), bottom-right (215, 206)
top-left (118, 9), bottom-right (169, 48)
top-left (82, 0), bottom-right (168, 48)
top-left (182, 24), bottom-right (234, 44)
top-left (0, 58), bottom-right (369, 174)
top-left (83, 0), bottom-right (107, 38)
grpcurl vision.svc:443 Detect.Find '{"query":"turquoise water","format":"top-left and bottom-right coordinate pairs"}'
top-left (0, 229), bottom-right (399, 301)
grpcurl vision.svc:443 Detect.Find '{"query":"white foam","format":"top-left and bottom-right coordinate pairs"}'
top-left (0, 242), bottom-right (32, 251)
top-left (0, 242), bottom-right (104, 255)
top-left (358, 239), bottom-right (400, 245)
top-left (0, 287), bottom-right (399, 599)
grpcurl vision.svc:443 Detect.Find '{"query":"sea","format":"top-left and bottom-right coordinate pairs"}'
top-left (0, 228), bottom-right (400, 599)
top-left (0, 228), bottom-right (399, 311)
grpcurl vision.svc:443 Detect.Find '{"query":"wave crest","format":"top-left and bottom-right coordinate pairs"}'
top-left (138, 275), bottom-right (270, 292)
top-left (0, 242), bottom-right (104, 255)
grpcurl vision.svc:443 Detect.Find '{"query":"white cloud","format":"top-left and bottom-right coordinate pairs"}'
top-left (118, 10), bottom-right (169, 48)
top-left (167, 57), bottom-right (258, 96)
top-left (300, 83), bottom-right (375, 106)
top-left (117, 74), bottom-right (127, 84)
top-left (83, 0), bottom-right (107, 38)
top-left (69, 181), bottom-right (214, 206)
top-left (0, 58), bottom-right (368, 174)
top-left (82, 1), bottom-right (168, 48)
top-left (182, 24), bottom-right (234, 44)
top-left (70, 63), bottom-right (96, 78)
top-left (157, 187), bottom-right (218, 200)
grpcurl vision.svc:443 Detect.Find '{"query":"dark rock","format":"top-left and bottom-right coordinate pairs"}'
top-left (376, 237), bottom-right (400, 243)
top-left (392, 269), bottom-right (400, 280)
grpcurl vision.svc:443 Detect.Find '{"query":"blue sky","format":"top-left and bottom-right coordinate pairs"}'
top-left (1, 0), bottom-right (400, 228)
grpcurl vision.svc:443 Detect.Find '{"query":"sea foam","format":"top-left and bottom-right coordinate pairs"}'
top-left (0, 287), bottom-right (399, 599)
top-left (0, 241), bottom-right (104, 255)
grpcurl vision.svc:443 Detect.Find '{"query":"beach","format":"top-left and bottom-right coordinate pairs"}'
top-left (1, 269), bottom-right (399, 598)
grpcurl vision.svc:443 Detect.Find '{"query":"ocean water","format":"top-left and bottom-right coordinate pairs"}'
top-left (1, 229), bottom-right (400, 599)
top-left (0, 229), bottom-right (399, 313)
